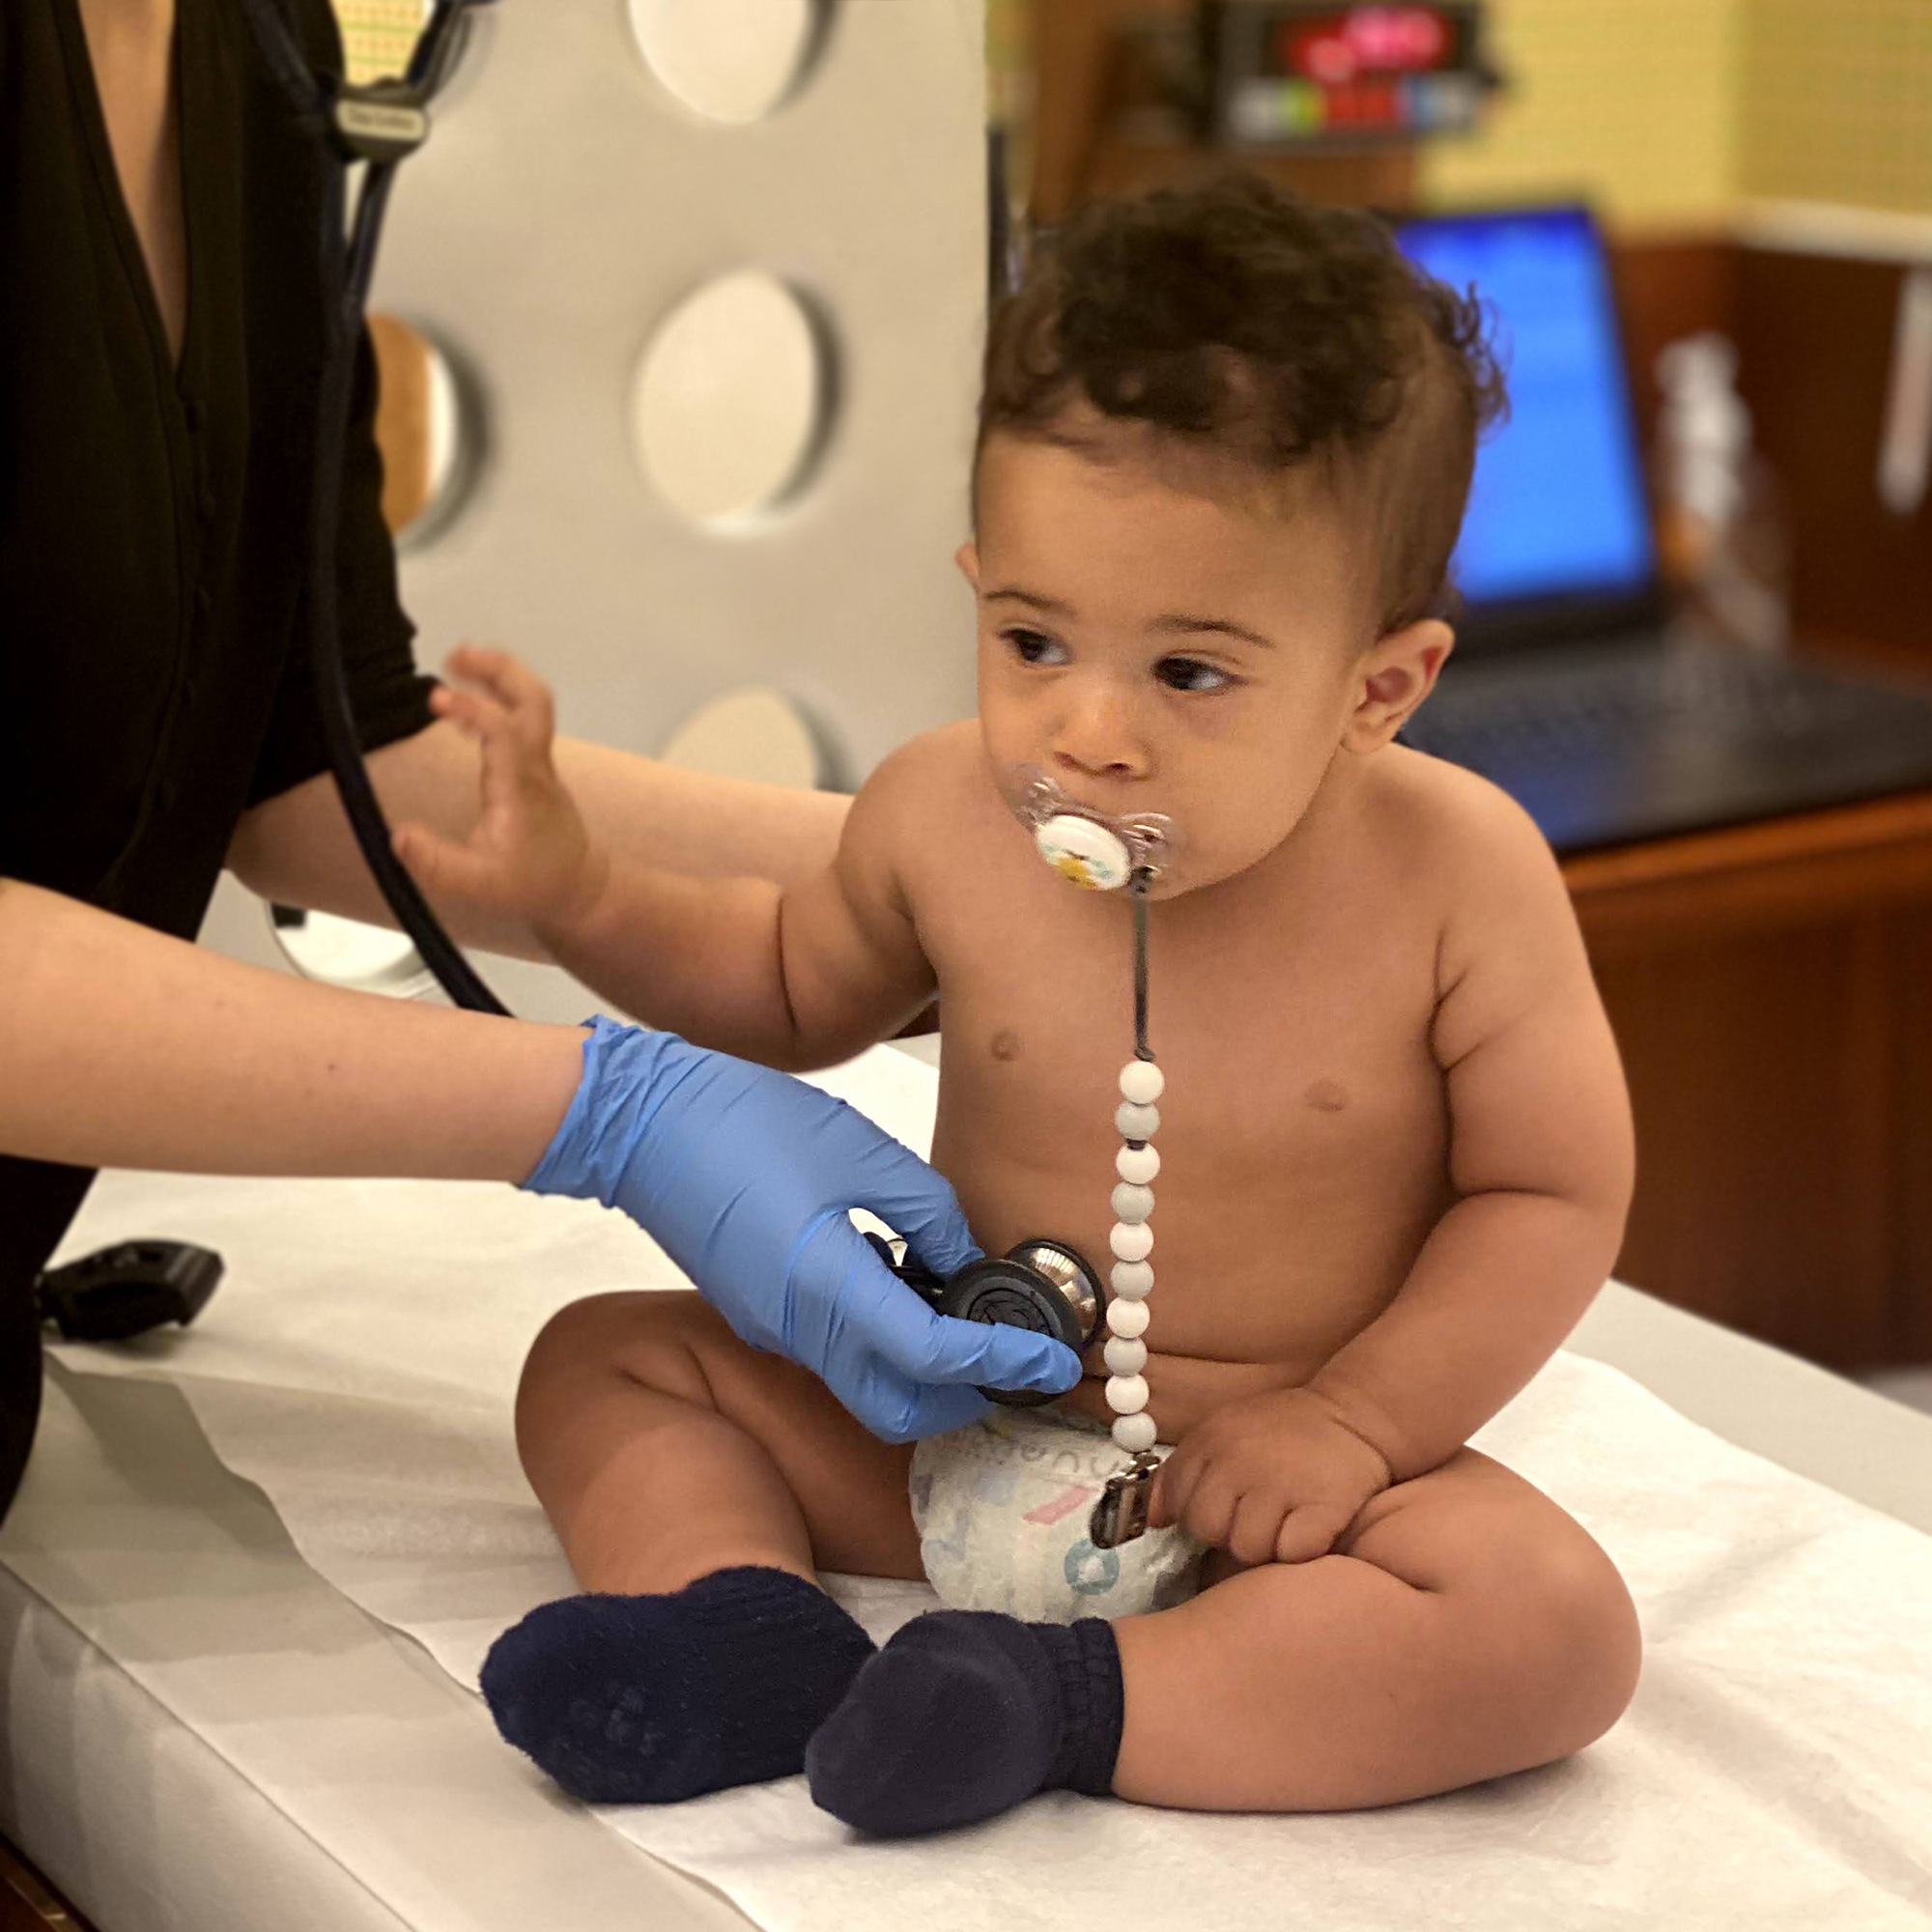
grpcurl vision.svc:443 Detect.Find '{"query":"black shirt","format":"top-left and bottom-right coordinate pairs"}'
top-left (0, 0), bottom-right (440, 1517)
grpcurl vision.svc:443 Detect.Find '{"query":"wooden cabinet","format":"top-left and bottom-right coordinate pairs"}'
top-left (1565, 789), bottom-right (1932, 1372)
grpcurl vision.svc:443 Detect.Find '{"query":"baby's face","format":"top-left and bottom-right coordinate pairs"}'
top-left (964, 426), bottom-right (1380, 898)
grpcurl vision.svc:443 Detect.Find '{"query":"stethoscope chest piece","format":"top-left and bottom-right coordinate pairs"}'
top-left (947, 1239), bottom-right (1106, 1405)
top-left (867, 1233), bottom-right (1106, 1406)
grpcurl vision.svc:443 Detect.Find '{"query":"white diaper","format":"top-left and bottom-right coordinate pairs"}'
top-left (908, 1406), bottom-right (1209, 1624)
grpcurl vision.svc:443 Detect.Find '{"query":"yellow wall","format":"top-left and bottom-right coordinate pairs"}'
top-left (1421, 0), bottom-right (1742, 229)
top-left (1420, 0), bottom-right (1932, 230)
top-left (1739, 0), bottom-right (1932, 217)
top-left (335, 2), bottom-right (1932, 228)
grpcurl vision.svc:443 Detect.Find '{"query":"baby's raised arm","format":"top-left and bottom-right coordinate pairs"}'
top-left (1306, 778), bottom-right (1635, 1482)
top-left (392, 651), bottom-right (936, 1069)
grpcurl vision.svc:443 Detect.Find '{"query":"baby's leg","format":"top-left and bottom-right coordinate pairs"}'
top-left (810, 1446), bottom-right (1639, 1831)
top-left (513, 1288), bottom-right (923, 1593)
top-left (484, 1289), bottom-right (923, 1804)
top-left (1113, 1445), bottom-right (1641, 1810)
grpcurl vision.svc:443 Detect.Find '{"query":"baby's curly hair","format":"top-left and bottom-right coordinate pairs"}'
top-left (979, 175), bottom-right (1507, 639)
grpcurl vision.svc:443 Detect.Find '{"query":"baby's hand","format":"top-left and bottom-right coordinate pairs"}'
top-left (393, 645), bottom-right (609, 940)
top-left (1148, 1385), bottom-right (1394, 1566)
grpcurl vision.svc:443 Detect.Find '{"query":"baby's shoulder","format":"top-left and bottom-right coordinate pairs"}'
top-left (842, 720), bottom-right (997, 870)
top-left (850, 720), bottom-right (985, 824)
top-left (1372, 744), bottom-right (1551, 863)
top-left (1365, 745), bottom-right (1569, 929)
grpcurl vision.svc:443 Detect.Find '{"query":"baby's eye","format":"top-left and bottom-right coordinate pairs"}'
top-left (1155, 656), bottom-right (1236, 694)
top-left (1004, 627), bottom-right (1068, 668)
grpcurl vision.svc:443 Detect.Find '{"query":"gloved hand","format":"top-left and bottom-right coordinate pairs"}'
top-left (522, 1016), bottom-right (1083, 1441)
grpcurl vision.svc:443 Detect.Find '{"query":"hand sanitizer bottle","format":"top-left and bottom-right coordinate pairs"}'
top-left (1654, 331), bottom-right (1791, 650)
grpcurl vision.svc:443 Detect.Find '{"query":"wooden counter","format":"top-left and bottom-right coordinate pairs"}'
top-left (1565, 791), bottom-right (1932, 1373)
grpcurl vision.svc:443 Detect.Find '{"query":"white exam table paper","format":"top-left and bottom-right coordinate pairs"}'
top-left (31, 1046), bottom-right (1932, 1930)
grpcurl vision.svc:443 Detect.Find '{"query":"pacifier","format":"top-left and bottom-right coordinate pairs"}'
top-left (999, 764), bottom-right (1182, 892)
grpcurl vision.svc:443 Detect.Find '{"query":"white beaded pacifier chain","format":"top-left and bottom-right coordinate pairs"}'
top-left (1090, 867), bottom-right (1165, 1549)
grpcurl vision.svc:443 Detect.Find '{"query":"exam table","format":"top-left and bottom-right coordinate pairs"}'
top-left (5, 1042), bottom-right (1931, 1932)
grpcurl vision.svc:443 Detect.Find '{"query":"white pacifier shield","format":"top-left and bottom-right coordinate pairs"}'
top-left (1035, 813), bottom-right (1132, 892)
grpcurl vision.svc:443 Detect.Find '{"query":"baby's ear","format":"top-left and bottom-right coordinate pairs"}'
top-left (1341, 619), bottom-right (1453, 753)
top-left (954, 541), bottom-right (981, 590)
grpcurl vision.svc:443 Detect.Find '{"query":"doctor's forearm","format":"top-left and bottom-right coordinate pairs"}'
top-left (537, 858), bottom-right (811, 1067)
top-left (1303, 1190), bottom-right (1624, 1482)
top-left (225, 721), bottom-right (850, 959)
top-left (0, 879), bottom-right (582, 1181)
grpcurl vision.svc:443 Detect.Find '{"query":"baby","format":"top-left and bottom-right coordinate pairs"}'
top-left (399, 177), bottom-right (1642, 1835)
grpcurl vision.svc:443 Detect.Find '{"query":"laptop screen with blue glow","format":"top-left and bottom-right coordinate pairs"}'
top-left (1394, 206), bottom-right (1657, 609)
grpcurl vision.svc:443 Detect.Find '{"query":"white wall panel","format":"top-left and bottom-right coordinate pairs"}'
top-left (204, 0), bottom-right (987, 1010)
top-left (376, 0), bottom-right (986, 785)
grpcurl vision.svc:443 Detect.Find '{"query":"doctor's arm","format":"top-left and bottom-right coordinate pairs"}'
top-left (225, 711), bottom-right (851, 962)
top-left (0, 877), bottom-right (1072, 1438)
top-left (0, 877), bottom-right (581, 1179)
top-left (1302, 795), bottom-right (1635, 1485)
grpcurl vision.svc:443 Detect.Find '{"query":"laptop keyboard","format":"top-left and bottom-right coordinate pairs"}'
top-left (1409, 644), bottom-right (1908, 771)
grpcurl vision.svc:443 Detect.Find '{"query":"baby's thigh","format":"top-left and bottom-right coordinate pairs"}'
top-left (1333, 1447), bottom-right (1643, 1738)
top-left (517, 1289), bottom-right (922, 1580)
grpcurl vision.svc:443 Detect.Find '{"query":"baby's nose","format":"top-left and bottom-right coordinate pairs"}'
top-left (1051, 686), bottom-right (1149, 781)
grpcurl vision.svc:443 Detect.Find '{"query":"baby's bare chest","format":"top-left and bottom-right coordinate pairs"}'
top-left (913, 854), bottom-right (1452, 1364)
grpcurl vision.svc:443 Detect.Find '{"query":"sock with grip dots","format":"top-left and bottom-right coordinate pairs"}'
top-left (480, 1565), bottom-right (875, 1804)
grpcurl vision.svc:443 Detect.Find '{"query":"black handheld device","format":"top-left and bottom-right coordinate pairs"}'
top-left (35, 1241), bottom-right (225, 1344)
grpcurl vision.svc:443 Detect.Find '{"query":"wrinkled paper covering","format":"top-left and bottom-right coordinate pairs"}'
top-left (45, 1046), bottom-right (1932, 1931)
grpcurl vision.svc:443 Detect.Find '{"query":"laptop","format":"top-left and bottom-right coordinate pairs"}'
top-left (1390, 203), bottom-right (1932, 854)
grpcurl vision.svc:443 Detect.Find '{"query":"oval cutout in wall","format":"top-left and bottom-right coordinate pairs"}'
top-left (269, 904), bottom-right (437, 1001)
top-left (659, 686), bottom-right (826, 788)
top-left (627, 0), bottom-right (826, 125)
top-left (368, 313), bottom-right (476, 547)
top-left (630, 270), bottom-right (833, 527)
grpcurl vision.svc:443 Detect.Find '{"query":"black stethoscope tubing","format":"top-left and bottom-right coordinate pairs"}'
top-left (239, 0), bottom-right (509, 1013)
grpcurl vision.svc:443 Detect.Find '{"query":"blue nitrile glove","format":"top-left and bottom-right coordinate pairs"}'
top-left (521, 1017), bottom-right (1084, 1442)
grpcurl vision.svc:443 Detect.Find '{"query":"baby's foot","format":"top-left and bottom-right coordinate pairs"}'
top-left (805, 1609), bottom-right (1122, 1835)
top-left (481, 1565), bottom-right (873, 1804)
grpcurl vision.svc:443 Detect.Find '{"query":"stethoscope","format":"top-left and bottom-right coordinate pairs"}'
top-left (236, 0), bottom-right (510, 1014)
top-left (247, 0), bottom-right (1175, 1541)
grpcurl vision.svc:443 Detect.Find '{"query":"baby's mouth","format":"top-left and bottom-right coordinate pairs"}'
top-left (996, 762), bottom-right (1184, 892)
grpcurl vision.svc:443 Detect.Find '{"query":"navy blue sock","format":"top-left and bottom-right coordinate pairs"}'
top-left (803, 1609), bottom-right (1123, 1835)
top-left (480, 1565), bottom-right (874, 1804)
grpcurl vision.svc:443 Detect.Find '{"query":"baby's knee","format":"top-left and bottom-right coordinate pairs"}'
top-left (1506, 1531), bottom-right (1643, 1751)
top-left (517, 1290), bottom-right (722, 1429)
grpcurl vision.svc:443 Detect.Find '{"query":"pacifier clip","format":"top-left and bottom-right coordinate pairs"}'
top-left (1090, 868), bottom-right (1162, 1549)
top-left (1028, 801), bottom-right (1167, 1551)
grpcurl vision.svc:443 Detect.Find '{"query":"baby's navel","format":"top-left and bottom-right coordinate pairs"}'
top-left (990, 1029), bottom-right (1023, 1064)
top-left (1304, 1078), bottom-right (1350, 1113)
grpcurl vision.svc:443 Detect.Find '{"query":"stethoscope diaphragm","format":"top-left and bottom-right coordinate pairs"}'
top-left (864, 1233), bottom-right (1106, 1406)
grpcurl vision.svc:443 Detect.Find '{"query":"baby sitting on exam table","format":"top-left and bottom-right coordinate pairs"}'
top-left (394, 177), bottom-right (1643, 1836)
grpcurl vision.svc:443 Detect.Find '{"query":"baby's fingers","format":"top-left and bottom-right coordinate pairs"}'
top-left (430, 680), bottom-right (517, 749)
top-left (1172, 1471), bottom-right (1239, 1553)
top-left (434, 683), bottom-right (544, 822)
top-left (392, 820), bottom-right (506, 903)
top-left (445, 644), bottom-right (556, 753)
top-left (1146, 1446), bottom-right (1195, 1531)
top-left (1272, 1503), bottom-right (1351, 1566)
